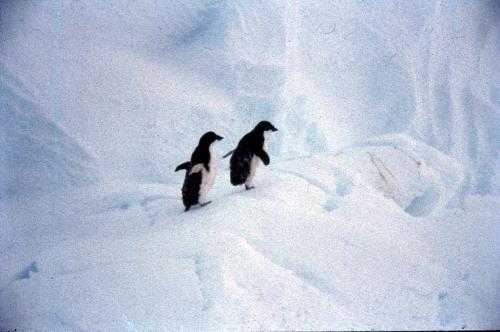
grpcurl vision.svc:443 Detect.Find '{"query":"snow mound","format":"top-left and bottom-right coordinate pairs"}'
top-left (339, 135), bottom-right (465, 216)
top-left (277, 134), bottom-right (465, 216)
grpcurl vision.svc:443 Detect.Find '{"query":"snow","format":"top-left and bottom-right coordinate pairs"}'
top-left (1, 0), bottom-right (499, 330)
top-left (2, 142), bottom-right (498, 330)
top-left (0, 79), bottom-right (96, 196)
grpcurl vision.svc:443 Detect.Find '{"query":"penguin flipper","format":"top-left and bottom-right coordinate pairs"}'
top-left (175, 161), bottom-right (191, 172)
top-left (255, 149), bottom-right (270, 166)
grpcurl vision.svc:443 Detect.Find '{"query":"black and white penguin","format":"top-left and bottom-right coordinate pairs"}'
top-left (228, 121), bottom-right (278, 190)
top-left (175, 131), bottom-right (223, 211)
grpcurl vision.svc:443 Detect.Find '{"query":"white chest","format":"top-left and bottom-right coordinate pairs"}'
top-left (202, 144), bottom-right (217, 187)
top-left (249, 154), bottom-right (262, 177)
top-left (263, 130), bottom-right (270, 149)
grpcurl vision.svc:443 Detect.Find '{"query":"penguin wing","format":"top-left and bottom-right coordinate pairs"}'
top-left (229, 147), bottom-right (253, 185)
top-left (191, 146), bottom-right (211, 172)
top-left (254, 149), bottom-right (270, 166)
top-left (241, 131), bottom-right (268, 165)
top-left (175, 161), bottom-right (191, 172)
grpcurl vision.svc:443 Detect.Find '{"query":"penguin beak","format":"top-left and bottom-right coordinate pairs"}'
top-left (271, 126), bottom-right (278, 132)
top-left (216, 135), bottom-right (223, 141)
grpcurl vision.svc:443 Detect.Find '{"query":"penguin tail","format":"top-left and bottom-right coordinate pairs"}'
top-left (175, 161), bottom-right (191, 172)
top-left (223, 149), bottom-right (235, 159)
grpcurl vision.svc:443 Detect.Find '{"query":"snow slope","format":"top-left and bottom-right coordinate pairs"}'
top-left (1, 140), bottom-right (498, 330)
top-left (0, 69), bottom-right (96, 196)
top-left (1, 0), bottom-right (499, 330)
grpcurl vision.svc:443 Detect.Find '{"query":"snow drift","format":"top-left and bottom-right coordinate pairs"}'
top-left (0, 70), bottom-right (96, 196)
top-left (1, 144), bottom-right (498, 330)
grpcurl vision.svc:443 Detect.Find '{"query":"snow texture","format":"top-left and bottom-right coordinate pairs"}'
top-left (1, 0), bottom-right (499, 330)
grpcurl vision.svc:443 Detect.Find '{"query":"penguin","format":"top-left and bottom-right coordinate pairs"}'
top-left (175, 131), bottom-right (223, 211)
top-left (227, 121), bottom-right (278, 190)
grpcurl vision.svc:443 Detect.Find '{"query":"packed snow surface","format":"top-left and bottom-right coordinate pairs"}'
top-left (1, 0), bottom-right (499, 330)
top-left (2, 142), bottom-right (499, 330)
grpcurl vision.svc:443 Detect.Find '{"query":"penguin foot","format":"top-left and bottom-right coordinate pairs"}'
top-left (245, 185), bottom-right (255, 190)
top-left (200, 201), bottom-right (212, 207)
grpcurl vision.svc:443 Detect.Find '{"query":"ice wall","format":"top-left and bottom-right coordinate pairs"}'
top-left (0, 0), bottom-right (498, 194)
top-left (408, 1), bottom-right (500, 194)
top-left (283, 0), bottom-right (500, 193)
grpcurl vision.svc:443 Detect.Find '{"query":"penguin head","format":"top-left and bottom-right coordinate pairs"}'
top-left (199, 131), bottom-right (223, 146)
top-left (254, 121), bottom-right (278, 133)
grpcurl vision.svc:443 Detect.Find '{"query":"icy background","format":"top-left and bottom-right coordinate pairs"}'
top-left (1, 0), bottom-right (499, 330)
